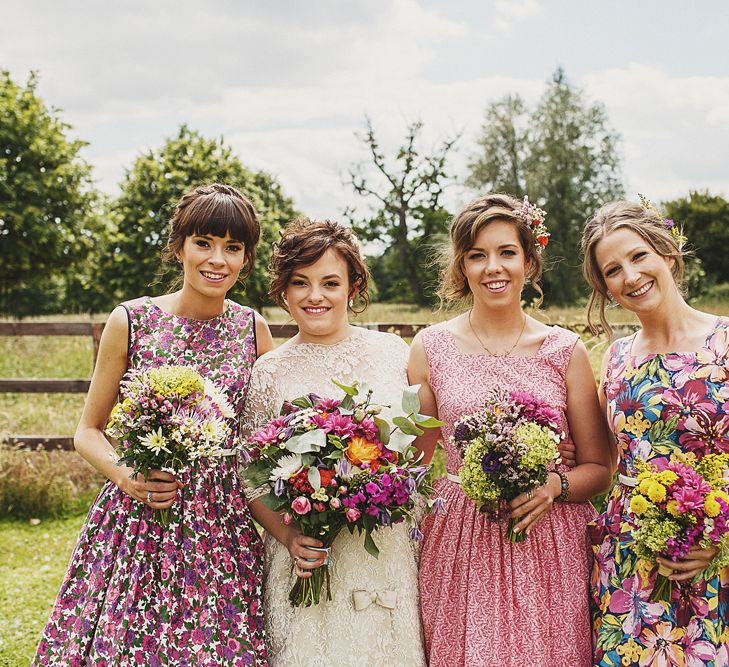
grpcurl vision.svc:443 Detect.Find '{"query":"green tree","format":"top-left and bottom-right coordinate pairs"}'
top-left (467, 68), bottom-right (624, 305)
top-left (103, 125), bottom-right (296, 310)
top-left (345, 117), bottom-right (458, 305)
top-left (663, 190), bottom-right (729, 286)
top-left (0, 70), bottom-right (101, 317)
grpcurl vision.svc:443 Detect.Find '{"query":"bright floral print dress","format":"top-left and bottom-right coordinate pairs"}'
top-left (33, 297), bottom-right (268, 667)
top-left (591, 317), bottom-right (729, 667)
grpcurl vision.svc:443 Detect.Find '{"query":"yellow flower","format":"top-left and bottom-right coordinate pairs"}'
top-left (705, 492), bottom-right (721, 518)
top-left (646, 481), bottom-right (667, 504)
top-left (666, 500), bottom-right (681, 517)
top-left (658, 470), bottom-right (678, 486)
top-left (345, 437), bottom-right (382, 466)
top-left (625, 410), bottom-right (651, 437)
top-left (630, 494), bottom-right (650, 516)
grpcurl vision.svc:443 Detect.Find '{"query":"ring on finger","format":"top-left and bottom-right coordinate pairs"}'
top-left (527, 489), bottom-right (533, 501)
top-left (147, 490), bottom-right (154, 503)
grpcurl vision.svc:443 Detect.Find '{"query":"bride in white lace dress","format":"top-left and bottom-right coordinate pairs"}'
top-left (242, 218), bottom-right (425, 667)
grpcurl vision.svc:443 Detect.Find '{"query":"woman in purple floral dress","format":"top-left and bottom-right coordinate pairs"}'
top-left (583, 200), bottom-right (729, 666)
top-left (33, 184), bottom-right (274, 666)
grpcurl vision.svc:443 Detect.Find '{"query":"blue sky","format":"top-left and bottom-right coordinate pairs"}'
top-left (2, 0), bottom-right (728, 220)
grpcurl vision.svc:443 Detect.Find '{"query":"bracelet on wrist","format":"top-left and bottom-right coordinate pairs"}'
top-left (555, 470), bottom-right (570, 502)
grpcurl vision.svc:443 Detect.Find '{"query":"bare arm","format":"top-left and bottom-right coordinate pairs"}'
top-left (74, 306), bottom-right (179, 508)
top-left (407, 332), bottom-right (440, 464)
top-left (511, 341), bottom-right (613, 534)
top-left (254, 311), bottom-right (275, 357)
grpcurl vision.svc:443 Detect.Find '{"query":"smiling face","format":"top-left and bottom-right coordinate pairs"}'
top-left (462, 220), bottom-right (529, 306)
top-left (285, 248), bottom-right (353, 344)
top-left (594, 227), bottom-right (678, 314)
top-left (178, 232), bottom-right (247, 299)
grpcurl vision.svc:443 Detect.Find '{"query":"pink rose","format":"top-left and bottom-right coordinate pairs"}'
top-left (346, 508), bottom-right (361, 522)
top-left (330, 498), bottom-right (341, 509)
top-left (314, 502), bottom-right (326, 512)
top-left (292, 496), bottom-right (312, 515)
top-left (282, 512), bottom-right (293, 525)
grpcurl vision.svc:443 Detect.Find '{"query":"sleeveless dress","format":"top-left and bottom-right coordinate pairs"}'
top-left (33, 297), bottom-right (268, 666)
top-left (241, 327), bottom-right (426, 667)
top-left (590, 317), bottom-right (729, 667)
top-left (418, 322), bottom-right (596, 667)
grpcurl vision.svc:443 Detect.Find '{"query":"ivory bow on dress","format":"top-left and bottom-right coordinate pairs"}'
top-left (352, 589), bottom-right (398, 611)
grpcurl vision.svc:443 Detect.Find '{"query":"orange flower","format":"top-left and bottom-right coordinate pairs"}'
top-left (345, 436), bottom-right (382, 466)
top-left (319, 468), bottom-right (335, 487)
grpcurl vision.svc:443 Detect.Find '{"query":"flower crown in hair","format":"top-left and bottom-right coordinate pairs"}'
top-left (513, 196), bottom-right (550, 253)
top-left (638, 193), bottom-right (687, 250)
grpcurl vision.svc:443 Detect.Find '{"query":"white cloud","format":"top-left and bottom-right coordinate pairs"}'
top-left (584, 63), bottom-right (729, 202)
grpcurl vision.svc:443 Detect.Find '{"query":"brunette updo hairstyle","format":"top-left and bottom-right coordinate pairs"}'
top-left (438, 193), bottom-right (545, 307)
top-left (581, 200), bottom-right (686, 337)
top-left (269, 218), bottom-right (370, 313)
top-left (162, 183), bottom-right (260, 283)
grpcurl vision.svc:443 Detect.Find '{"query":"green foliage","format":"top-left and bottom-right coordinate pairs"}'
top-left (101, 125), bottom-right (296, 310)
top-left (0, 70), bottom-right (103, 317)
top-left (663, 190), bottom-right (729, 287)
top-left (346, 118), bottom-right (457, 305)
top-left (467, 68), bottom-right (624, 306)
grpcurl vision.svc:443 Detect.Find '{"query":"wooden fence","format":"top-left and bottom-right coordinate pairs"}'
top-left (1, 320), bottom-right (634, 452)
top-left (0, 321), bottom-right (429, 451)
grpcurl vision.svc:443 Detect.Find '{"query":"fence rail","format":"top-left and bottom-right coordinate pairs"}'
top-left (1, 320), bottom-right (633, 451)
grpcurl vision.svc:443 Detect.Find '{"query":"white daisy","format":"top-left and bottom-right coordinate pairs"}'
top-left (269, 453), bottom-right (303, 482)
top-left (139, 427), bottom-right (170, 454)
top-left (204, 379), bottom-right (236, 419)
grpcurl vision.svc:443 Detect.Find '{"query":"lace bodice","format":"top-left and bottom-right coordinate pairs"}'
top-left (241, 326), bottom-right (410, 437)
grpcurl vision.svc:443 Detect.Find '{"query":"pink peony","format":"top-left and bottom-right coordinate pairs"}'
top-left (291, 496), bottom-right (312, 515)
top-left (345, 508), bottom-right (361, 522)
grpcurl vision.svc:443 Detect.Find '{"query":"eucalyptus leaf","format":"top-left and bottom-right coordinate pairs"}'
top-left (331, 378), bottom-right (358, 396)
top-left (387, 429), bottom-right (417, 453)
top-left (363, 531), bottom-right (380, 559)
top-left (393, 416), bottom-right (424, 436)
top-left (308, 466), bottom-right (321, 490)
top-left (374, 416), bottom-right (391, 445)
top-left (285, 429), bottom-right (327, 453)
top-left (259, 493), bottom-right (285, 511)
top-left (291, 397), bottom-right (313, 409)
top-left (401, 386), bottom-right (421, 415)
top-left (412, 414), bottom-right (444, 428)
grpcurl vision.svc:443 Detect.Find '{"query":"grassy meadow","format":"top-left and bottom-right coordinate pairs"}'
top-left (1, 298), bottom-right (728, 664)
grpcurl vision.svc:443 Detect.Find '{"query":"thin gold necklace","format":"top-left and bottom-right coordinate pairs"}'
top-left (468, 309), bottom-right (527, 357)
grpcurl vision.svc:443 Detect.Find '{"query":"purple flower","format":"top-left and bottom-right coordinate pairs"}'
top-left (274, 478), bottom-right (285, 497)
top-left (432, 497), bottom-right (447, 515)
top-left (409, 526), bottom-right (424, 541)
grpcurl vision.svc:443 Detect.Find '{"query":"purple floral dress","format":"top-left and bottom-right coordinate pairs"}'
top-left (591, 317), bottom-right (729, 667)
top-left (33, 297), bottom-right (268, 666)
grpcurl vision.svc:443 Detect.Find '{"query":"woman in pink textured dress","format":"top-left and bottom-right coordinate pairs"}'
top-left (409, 193), bottom-right (613, 666)
top-left (33, 184), bottom-right (273, 666)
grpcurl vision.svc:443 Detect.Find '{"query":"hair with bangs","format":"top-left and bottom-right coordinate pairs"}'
top-left (581, 200), bottom-right (686, 338)
top-left (437, 193), bottom-right (545, 308)
top-left (269, 217), bottom-right (370, 313)
top-left (162, 183), bottom-right (261, 281)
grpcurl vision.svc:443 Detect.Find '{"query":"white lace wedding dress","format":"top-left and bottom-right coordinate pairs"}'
top-left (241, 327), bottom-right (426, 667)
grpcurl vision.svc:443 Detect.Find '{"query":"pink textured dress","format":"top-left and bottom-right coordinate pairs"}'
top-left (418, 322), bottom-right (595, 667)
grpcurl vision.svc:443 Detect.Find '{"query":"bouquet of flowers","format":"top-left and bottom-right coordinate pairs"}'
top-left (242, 380), bottom-right (441, 607)
top-left (106, 364), bottom-right (236, 525)
top-left (454, 390), bottom-right (562, 543)
top-left (628, 451), bottom-right (729, 601)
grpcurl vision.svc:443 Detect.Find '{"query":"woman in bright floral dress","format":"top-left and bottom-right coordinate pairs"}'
top-left (33, 184), bottom-right (274, 666)
top-left (582, 199), bottom-right (729, 666)
top-left (410, 193), bottom-right (613, 666)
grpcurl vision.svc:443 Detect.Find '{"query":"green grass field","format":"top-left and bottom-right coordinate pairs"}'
top-left (1, 298), bottom-right (728, 662)
top-left (0, 516), bottom-right (85, 666)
